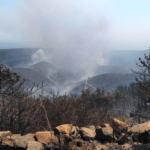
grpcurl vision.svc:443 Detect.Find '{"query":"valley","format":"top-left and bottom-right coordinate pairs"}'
top-left (0, 48), bottom-right (147, 96)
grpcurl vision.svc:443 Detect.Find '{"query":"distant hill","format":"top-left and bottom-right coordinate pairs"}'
top-left (11, 67), bottom-right (55, 87)
top-left (1, 48), bottom-right (149, 73)
top-left (29, 61), bottom-right (57, 80)
top-left (104, 50), bottom-right (150, 73)
top-left (28, 61), bottom-right (77, 84)
top-left (0, 48), bottom-right (38, 68)
top-left (95, 65), bottom-right (131, 75)
top-left (69, 73), bottom-right (137, 95)
top-left (0, 48), bottom-right (149, 95)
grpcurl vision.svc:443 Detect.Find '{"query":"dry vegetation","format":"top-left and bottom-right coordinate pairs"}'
top-left (0, 64), bottom-right (135, 135)
top-left (1, 52), bottom-right (150, 135)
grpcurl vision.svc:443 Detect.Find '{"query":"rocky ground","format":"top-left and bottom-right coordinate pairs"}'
top-left (1, 118), bottom-right (150, 150)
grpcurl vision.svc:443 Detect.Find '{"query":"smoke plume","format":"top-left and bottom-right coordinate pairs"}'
top-left (19, 0), bottom-right (109, 78)
top-left (31, 49), bottom-right (50, 64)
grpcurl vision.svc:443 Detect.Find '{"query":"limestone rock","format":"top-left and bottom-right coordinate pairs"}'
top-left (112, 118), bottom-right (128, 136)
top-left (14, 135), bottom-right (35, 148)
top-left (35, 131), bottom-right (59, 148)
top-left (54, 124), bottom-right (78, 146)
top-left (100, 123), bottom-right (111, 128)
top-left (27, 141), bottom-right (44, 150)
top-left (128, 120), bottom-right (150, 133)
top-left (5, 136), bottom-right (11, 140)
top-left (0, 131), bottom-right (12, 141)
top-left (128, 120), bottom-right (150, 143)
top-left (121, 143), bottom-right (132, 150)
top-left (96, 125), bottom-right (113, 141)
top-left (26, 133), bottom-right (35, 138)
top-left (10, 134), bottom-right (21, 141)
top-left (2, 140), bottom-right (14, 147)
top-left (54, 124), bottom-right (79, 137)
top-left (88, 125), bottom-right (95, 131)
top-left (55, 124), bottom-right (72, 135)
top-left (79, 127), bottom-right (96, 141)
top-left (0, 141), bottom-right (14, 150)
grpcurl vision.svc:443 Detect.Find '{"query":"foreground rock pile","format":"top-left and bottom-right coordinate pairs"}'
top-left (1, 118), bottom-right (150, 150)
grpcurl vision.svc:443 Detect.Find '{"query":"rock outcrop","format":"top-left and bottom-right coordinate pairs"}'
top-left (79, 126), bottom-right (96, 141)
top-left (128, 120), bottom-right (150, 143)
top-left (35, 131), bottom-right (59, 149)
top-left (96, 124), bottom-right (113, 142)
top-left (112, 118), bottom-right (128, 137)
top-left (1, 119), bottom-right (150, 149)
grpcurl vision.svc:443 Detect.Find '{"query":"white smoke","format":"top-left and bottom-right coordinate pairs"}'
top-left (95, 52), bottom-right (108, 66)
top-left (31, 49), bottom-right (50, 64)
top-left (19, 0), bottom-right (110, 80)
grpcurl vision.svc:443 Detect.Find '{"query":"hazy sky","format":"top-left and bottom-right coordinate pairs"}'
top-left (0, 0), bottom-right (150, 50)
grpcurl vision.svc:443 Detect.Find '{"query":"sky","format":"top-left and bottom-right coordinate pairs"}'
top-left (0, 0), bottom-right (150, 50)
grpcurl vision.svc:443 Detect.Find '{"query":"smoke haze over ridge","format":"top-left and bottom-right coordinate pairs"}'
top-left (19, 0), bottom-right (109, 78)
top-left (1, 0), bottom-right (150, 95)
